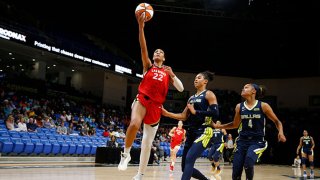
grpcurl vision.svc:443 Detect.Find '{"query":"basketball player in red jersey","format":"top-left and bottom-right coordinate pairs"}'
top-left (169, 120), bottom-right (186, 172)
top-left (118, 13), bottom-right (184, 180)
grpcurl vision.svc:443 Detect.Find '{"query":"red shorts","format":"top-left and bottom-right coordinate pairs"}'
top-left (170, 141), bottom-right (182, 150)
top-left (136, 93), bottom-right (162, 125)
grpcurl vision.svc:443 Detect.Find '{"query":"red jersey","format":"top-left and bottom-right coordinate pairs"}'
top-left (170, 127), bottom-right (185, 149)
top-left (138, 65), bottom-right (170, 104)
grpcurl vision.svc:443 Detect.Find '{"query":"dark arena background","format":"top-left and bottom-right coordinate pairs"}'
top-left (0, 0), bottom-right (319, 179)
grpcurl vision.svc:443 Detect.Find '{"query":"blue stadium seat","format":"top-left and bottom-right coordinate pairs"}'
top-left (57, 138), bottom-right (69, 155)
top-left (54, 134), bottom-right (62, 139)
top-left (28, 132), bottom-right (36, 136)
top-left (64, 137), bottom-right (72, 142)
top-left (49, 139), bottom-right (61, 155)
top-left (177, 146), bottom-right (184, 157)
top-left (47, 134), bottom-right (56, 140)
top-left (80, 140), bottom-right (91, 155)
top-left (19, 131), bottom-right (28, 137)
top-left (40, 139), bottom-right (52, 155)
top-left (0, 136), bottom-right (13, 153)
top-left (50, 128), bottom-right (57, 134)
top-left (9, 131), bottom-right (19, 136)
top-left (90, 143), bottom-right (97, 155)
top-left (21, 138), bottom-right (34, 154)
top-left (11, 137), bottom-right (24, 154)
top-left (31, 138), bottom-right (44, 154)
top-left (164, 146), bottom-right (170, 156)
top-left (10, 133), bottom-right (21, 138)
top-left (0, 130), bottom-right (9, 137)
top-left (41, 128), bottom-right (49, 134)
top-left (66, 141), bottom-right (76, 154)
top-left (36, 132), bottom-right (45, 138)
top-left (40, 135), bottom-right (48, 140)
top-left (132, 142), bottom-right (140, 148)
top-left (0, 126), bottom-right (7, 130)
top-left (75, 142), bottom-right (84, 155)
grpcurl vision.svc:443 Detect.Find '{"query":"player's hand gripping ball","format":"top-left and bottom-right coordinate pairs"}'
top-left (135, 3), bottom-right (154, 22)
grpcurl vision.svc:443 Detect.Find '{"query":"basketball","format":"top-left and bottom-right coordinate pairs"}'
top-left (135, 3), bottom-right (154, 22)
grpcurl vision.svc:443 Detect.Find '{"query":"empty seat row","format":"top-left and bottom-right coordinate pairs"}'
top-left (0, 136), bottom-right (107, 155)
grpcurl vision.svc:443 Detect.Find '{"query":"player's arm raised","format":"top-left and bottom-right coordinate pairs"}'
top-left (137, 14), bottom-right (152, 73)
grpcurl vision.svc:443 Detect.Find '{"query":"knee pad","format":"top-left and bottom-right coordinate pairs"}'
top-left (301, 157), bottom-right (307, 165)
top-left (310, 161), bottom-right (314, 167)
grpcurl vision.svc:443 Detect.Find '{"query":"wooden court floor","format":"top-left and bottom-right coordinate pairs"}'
top-left (0, 159), bottom-right (318, 180)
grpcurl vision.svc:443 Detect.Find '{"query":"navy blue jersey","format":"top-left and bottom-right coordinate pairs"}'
top-left (302, 136), bottom-right (313, 149)
top-left (212, 129), bottom-right (224, 144)
top-left (238, 100), bottom-right (266, 139)
top-left (186, 90), bottom-right (211, 133)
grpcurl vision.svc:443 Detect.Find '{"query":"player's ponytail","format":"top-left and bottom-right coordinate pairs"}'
top-left (251, 84), bottom-right (267, 99)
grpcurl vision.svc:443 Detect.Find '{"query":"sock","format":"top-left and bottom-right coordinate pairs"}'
top-left (138, 124), bottom-right (158, 174)
top-left (171, 162), bottom-right (175, 166)
top-left (124, 147), bottom-right (131, 154)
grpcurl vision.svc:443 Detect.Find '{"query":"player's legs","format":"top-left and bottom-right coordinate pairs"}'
top-left (181, 134), bottom-right (193, 172)
top-left (301, 150), bottom-right (308, 177)
top-left (207, 143), bottom-right (216, 163)
top-left (181, 132), bottom-right (207, 179)
top-left (134, 123), bottom-right (159, 179)
top-left (126, 101), bottom-right (146, 149)
top-left (181, 142), bottom-right (208, 180)
top-left (244, 141), bottom-right (267, 180)
top-left (232, 142), bottom-right (247, 180)
top-left (170, 145), bottom-right (180, 171)
top-left (212, 143), bottom-right (224, 175)
top-left (308, 151), bottom-right (314, 178)
top-left (118, 101), bottom-right (146, 171)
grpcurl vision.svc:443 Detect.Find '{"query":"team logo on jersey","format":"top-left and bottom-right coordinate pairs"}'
top-left (241, 114), bottom-right (261, 119)
top-left (253, 108), bottom-right (260, 111)
top-left (176, 129), bottom-right (184, 135)
top-left (213, 129), bottom-right (221, 133)
top-left (190, 98), bottom-right (202, 104)
top-left (151, 68), bottom-right (167, 76)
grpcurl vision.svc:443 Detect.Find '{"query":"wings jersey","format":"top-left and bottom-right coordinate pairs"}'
top-left (302, 136), bottom-right (313, 149)
top-left (138, 65), bottom-right (170, 104)
top-left (171, 127), bottom-right (185, 145)
top-left (186, 90), bottom-right (210, 132)
top-left (239, 100), bottom-right (266, 139)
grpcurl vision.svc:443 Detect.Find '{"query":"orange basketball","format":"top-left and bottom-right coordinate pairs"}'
top-left (135, 3), bottom-right (154, 22)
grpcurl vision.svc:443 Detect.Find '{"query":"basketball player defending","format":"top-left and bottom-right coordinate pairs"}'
top-left (212, 83), bottom-right (286, 180)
